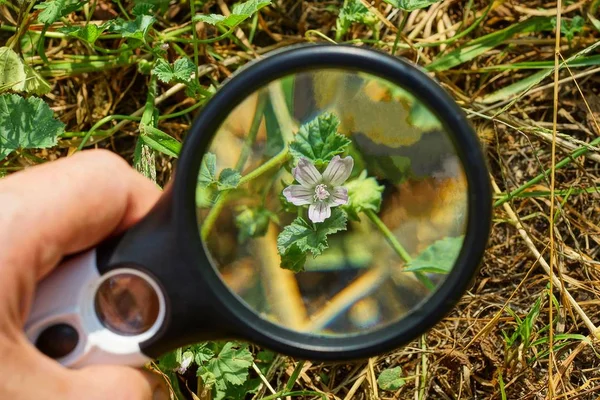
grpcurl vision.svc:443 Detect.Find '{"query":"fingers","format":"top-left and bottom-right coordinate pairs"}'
top-left (73, 366), bottom-right (170, 400)
top-left (0, 149), bottom-right (162, 281)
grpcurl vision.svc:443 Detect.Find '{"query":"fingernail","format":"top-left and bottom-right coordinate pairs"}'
top-left (153, 385), bottom-right (170, 400)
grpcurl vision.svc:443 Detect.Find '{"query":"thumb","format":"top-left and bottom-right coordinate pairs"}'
top-left (73, 366), bottom-right (170, 400)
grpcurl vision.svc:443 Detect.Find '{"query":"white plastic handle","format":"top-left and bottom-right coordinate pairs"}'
top-left (24, 250), bottom-right (166, 368)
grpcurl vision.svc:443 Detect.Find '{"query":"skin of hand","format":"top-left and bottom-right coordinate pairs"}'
top-left (0, 149), bottom-right (169, 400)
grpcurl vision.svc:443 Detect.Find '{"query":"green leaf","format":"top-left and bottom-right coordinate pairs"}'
top-left (109, 15), bottom-right (155, 41)
top-left (426, 17), bottom-right (554, 72)
top-left (0, 94), bottom-right (64, 160)
top-left (132, 2), bottom-right (156, 15)
top-left (59, 23), bottom-right (106, 44)
top-left (23, 64), bottom-right (51, 95)
top-left (343, 170), bottom-right (384, 218)
top-left (404, 236), bottom-right (465, 274)
top-left (193, 0), bottom-right (271, 28)
top-left (277, 209), bottom-right (348, 271)
top-left (191, 343), bottom-right (215, 365)
top-left (552, 15), bottom-right (585, 42)
top-left (235, 206), bottom-right (274, 242)
top-left (279, 245), bottom-right (307, 273)
top-left (199, 342), bottom-right (253, 397)
top-left (377, 367), bottom-right (405, 391)
top-left (157, 348), bottom-right (182, 371)
top-left (382, 0), bottom-right (440, 11)
top-left (198, 152), bottom-right (217, 187)
top-left (140, 125), bottom-right (181, 158)
top-left (35, 0), bottom-right (88, 25)
top-left (217, 168), bottom-right (241, 190)
top-left (0, 47), bottom-right (26, 92)
top-left (153, 57), bottom-right (195, 83)
top-left (289, 113), bottom-right (351, 165)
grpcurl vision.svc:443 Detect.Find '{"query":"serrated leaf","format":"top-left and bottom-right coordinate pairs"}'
top-left (377, 367), bottom-right (405, 391)
top-left (0, 47), bottom-right (26, 92)
top-left (140, 125), bottom-right (181, 158)
top-left (193, 0), bottom-right (271, 28)
top-left (201, 342), bottom-right (252, 386)
top-left (344, 170), bottom-right (384, 217)
top-left (289, 113), bottom-right (351, 165)
top-left (382, 0), bottom-right (439, 11)
top-left (23, 64), bottom-right (51, 95)
top-left (59, 23), bottom-right (106, 44)
top-left (235, 206), bottom-right (273, 242)
top-left (132, 2), bottom-right (156, 15)
top-left (35, 0), bottom-right (88, 25)
top-left (110, 15), bottom-right (155, 41)
top-left (218, 168), bottom-right (241, 190)
top-left (404, 236), bottom-right (464, 274)
top-left (277, 208), bottom-right (347, 271)
top-left (191, 343), bottom-right (215, 365)
top-left (157, 348), bottom-right (181, 371)
top-left (153, 57), bottom-right (195, 83)
top-left (0, 94), bottom-right (64, 160)
top-left (198, 152), bottom-right (217, 187)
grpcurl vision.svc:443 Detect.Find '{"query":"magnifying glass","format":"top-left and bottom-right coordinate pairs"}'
top-left (25, 44), bottom-right (492, 368)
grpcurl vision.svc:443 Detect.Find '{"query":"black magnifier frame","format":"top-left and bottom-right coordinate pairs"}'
top-left (98, 43), bottom-right (492, 362)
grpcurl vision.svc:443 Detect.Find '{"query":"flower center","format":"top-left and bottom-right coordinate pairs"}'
top-left (314, 184), bottom-right (330, 201)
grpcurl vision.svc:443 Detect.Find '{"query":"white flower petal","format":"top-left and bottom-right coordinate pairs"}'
top-left (283, 185), bottom-right (313, 205)
top-left (309, 202), bottom-right (331, 223)
top-left (329, 186), bottom-right (349, 207)
top-left (322, 155), bottom-right (354, 186)
top-left (293, 158), bottom-right (322, 187)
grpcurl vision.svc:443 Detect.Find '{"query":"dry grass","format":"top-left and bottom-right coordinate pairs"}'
top-left (2, 0), bottom-right (600, 398)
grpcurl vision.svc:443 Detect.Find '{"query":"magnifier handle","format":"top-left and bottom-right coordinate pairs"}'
top-left (24, 249), bottom-right (153, 368)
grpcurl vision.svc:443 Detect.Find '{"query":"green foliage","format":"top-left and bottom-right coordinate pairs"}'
top-left (109, 15), bottom-right (156, 41)
top-left (0, 94), bottom-right (64, 160)
top-left (235, 206), bottom-right (276, 242)
top-left (153, 57), bottom-right (195, 83)
top-left (552, 16), bottom-right (585, 43)
top-left (194, 0), bottom-right (271, 28)
top-left (0, 47), bottom-right (50, 95)
top-left (404, 236), bottom-right (464, 274)
top-left (35, 0), bottom-right (88, 25)
top-left (198, 152), bottom-right (242, 190)
top-left (427, 17), bottom-right (554, 72)
top-left (336, 0), bottom-right (377, 39)
top-left (277, 208), bottom-right (348, 272)
top-left (197, 342), bottom-right (254, 400)
top-left (289, 113), bottom-right (351, 166)
top-left (382, 0), bottom-right (440, 11)
top-left (502, 295), bottom-right (542, 350)
top-left (343, 169), bottom-right (384, 220)
top-left (152, 57), bottom-right (202, 96)
top-left (377, 366), bottom-right (405, 391)
top-left (140, 125), bottom-right (181, 158)
top-left (59, 23), bottom-right (107, 44)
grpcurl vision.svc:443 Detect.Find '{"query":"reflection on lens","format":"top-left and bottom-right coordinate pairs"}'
top-left (95, 273), bottom-right (160, 336)
top-left (196, 69), bottom-right (468, 337)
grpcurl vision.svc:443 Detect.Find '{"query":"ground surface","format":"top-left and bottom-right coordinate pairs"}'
top-left (2, 0), bottom-right (600, 399)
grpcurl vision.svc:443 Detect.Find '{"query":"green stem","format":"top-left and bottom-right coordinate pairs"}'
top-left (76, 115), bottom-right (142, 150)
top-left (234, 92), bottom-right (267, 171)
top-left (157, 101), bottom-right (204, 120)
top-left (364, 209), bottom-right (434, 290)
top-left (285, 360), bottom-right (305, 392)
top-left (494, 136), bottom-right (600, 208)
top-left (200, 148), bottom-right (290, 241)
top-left (162, 28), bottom-right (235, 44)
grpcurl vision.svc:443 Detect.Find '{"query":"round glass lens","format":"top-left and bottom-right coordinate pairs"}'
top-left (94, 272), bottom-right (160, 336)
top-left (196, 69), bottom-right (468, 337)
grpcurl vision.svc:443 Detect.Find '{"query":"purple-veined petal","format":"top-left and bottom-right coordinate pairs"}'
top-left (293, 158), bottom-right (322, 187)
top-left (322, 155), bottom-right (354, 186)
top-left (309, 201), bottom-right (331, 223)
top-left (283, 185), bottom-right (313, 206)
top-left (328, 186), bottom-right (348, 207)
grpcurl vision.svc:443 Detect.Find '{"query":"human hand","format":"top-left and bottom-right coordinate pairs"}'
top-left (0, 150), bottom-right (168, 400)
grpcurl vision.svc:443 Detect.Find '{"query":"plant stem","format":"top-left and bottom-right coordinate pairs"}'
top-left (200, 148), bottom-right (291, 241)
top-left (364, 209), bottom-right (434, 290)
top-left (235, 92), bottom-right (267, 171)
top-left (494, 135), bottom-right (600, 207)
top-left (285, 360), bottom-right (305, 392)
top-left (76, 115), bottom-right (142, 150)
